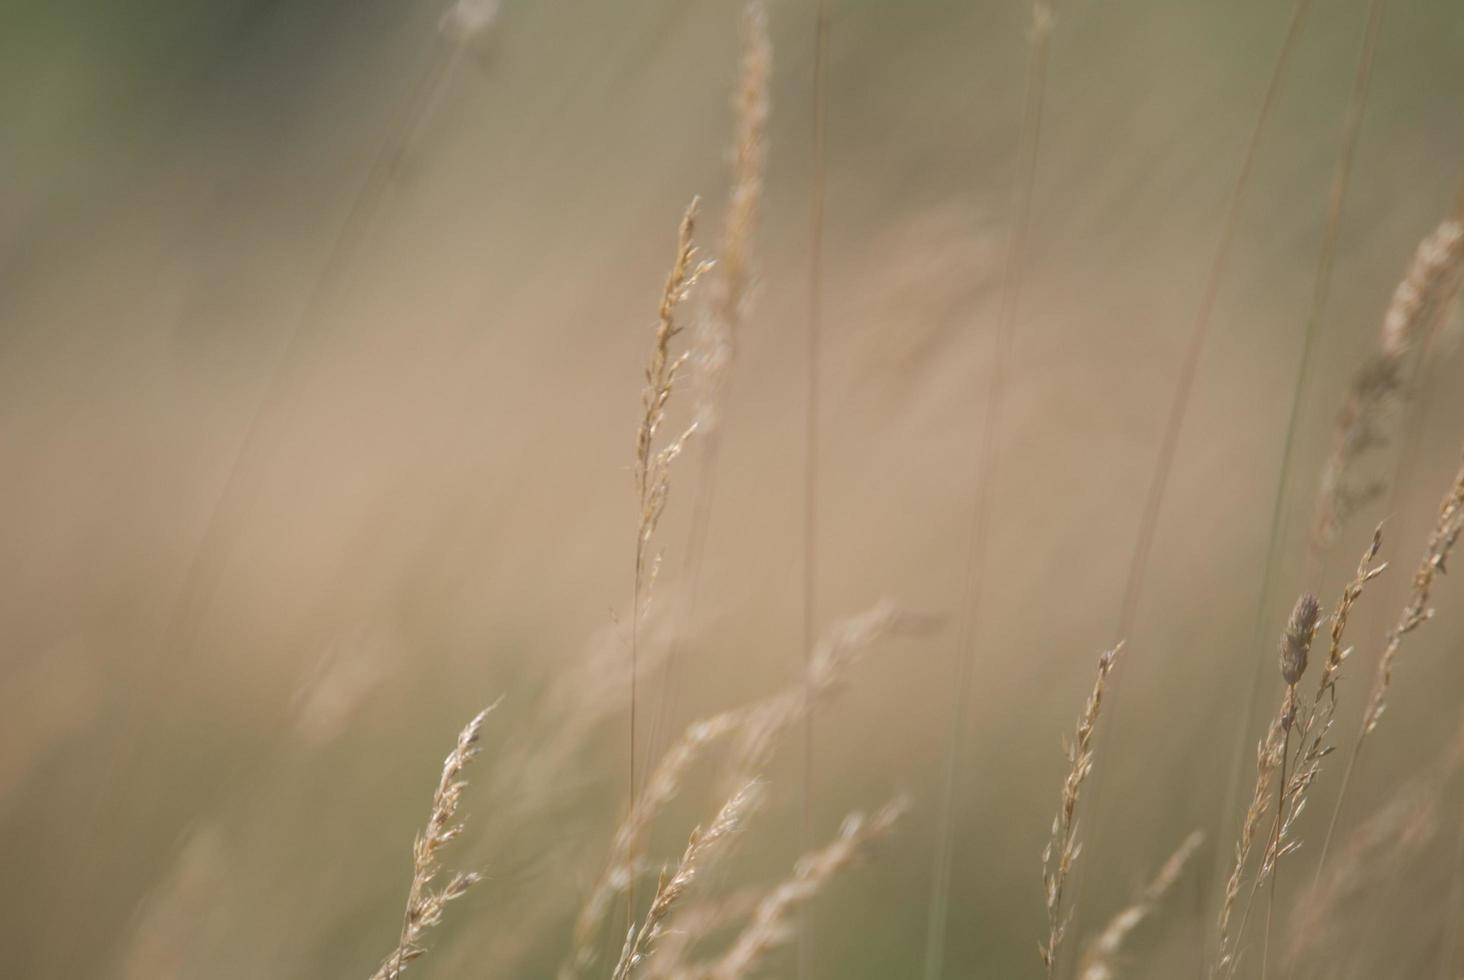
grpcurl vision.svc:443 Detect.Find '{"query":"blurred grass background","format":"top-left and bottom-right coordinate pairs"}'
top-left (3, 0), bottom-right (1464, 976)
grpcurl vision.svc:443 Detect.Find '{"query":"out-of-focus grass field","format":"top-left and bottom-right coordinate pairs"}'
top-left (4, 1), bottom-right (1464, 977)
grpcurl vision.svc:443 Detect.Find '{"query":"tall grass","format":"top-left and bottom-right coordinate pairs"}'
top-left (350, 4), bottom-right (1464, 976)
top-left (24, 3), bottom-right (1464, 979)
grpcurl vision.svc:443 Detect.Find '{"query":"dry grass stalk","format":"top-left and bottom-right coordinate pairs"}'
top-left (645, 0), bottom-right (770, 809)
top-left (1304, 454), bottom-right (1464, 931)
top-left (641, 888), bottom-right (766, 980)
top-left (1215, 594), bottom-right (1323, 980)
top-left (693, 0), bottom-right (770, 435)
top-left (567, 600), bottom-right (924, 978)
top-left (1312, 214), bottom-right (1464, 552)
top-left (1235, 596), bottom-right (1328, 977)
top-left (612, 782), bottom-right (764, 980)
top-left (1269, 539), bottom-right (1386, 872)
top-left (688, 798), bottom-right (909, 980)
top-left (1359, 450), bottom-right (1464, 737)
top-left (1077, 830), bottom-right (1204, 980)
top-left (1041, 644), bottom-right (1122, 977)
top-left (634, 199), bottom-right (711, 620)
top-left (370, 704), bottom-right (496, 980)
top-left (1259, 595), bottom-right (1324, 979)
top-left (631, 198), bottom-right (712, 878)
top-left (562, 711), bottom-right (744, 979)
top-left (1214, 713), bottom-right (1284, 980)
top-left (1315, 528), bottom-right (1386, 707)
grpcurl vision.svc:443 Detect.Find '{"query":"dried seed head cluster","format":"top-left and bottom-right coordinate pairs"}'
top-left (563, 711), bottom-right (744, 980)
top-left (1280, 592), bottom-right (1321, 688)
top-left (1041, 644), bottom-right (1122, 977)
top-left (636, 198), bottom-right (711, 562)
top-left (612, 782), bottom-right (764, 980)
top-left (1279, 537), bottom-right (1388, 847)
top-left (1315, 528), bottom-right (1386, 707)
top-left (1214, 535), bottom-right (1388, 980)
top-left (1361, 450), bottom-right (1464, 737)
top-left (371, 704), bottom-right (497, 980)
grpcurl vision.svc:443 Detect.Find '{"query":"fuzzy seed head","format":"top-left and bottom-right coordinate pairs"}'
top-left (1280, 592), bottom-right (1320, 686)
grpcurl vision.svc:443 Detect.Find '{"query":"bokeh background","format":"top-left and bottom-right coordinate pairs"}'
top-left (4, 0), bottom-right (1464, 977)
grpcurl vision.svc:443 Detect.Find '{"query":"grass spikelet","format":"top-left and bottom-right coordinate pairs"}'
top-left (1359, 450), bottom-right (1464, 737)
top-left (370, 703), bottom-right (497, 980)
top-left (695, 798), bottom-right (908, 980)
top-left (612, 781), bottom-right (764, 980)
top-left (1041, 644), bottom-right (1122, 977)
top-left (1077, 830), bottom-right (1204, 980)
top-left (1312, 212), bottom-right (1464, 551)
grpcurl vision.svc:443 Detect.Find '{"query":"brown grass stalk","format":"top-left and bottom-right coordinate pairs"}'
top-left (1090, 3), bottom-right (1314, 963)
top-left (690, 798), bottom-right (908, 980)
top-left (646, 0), bottom-right (770, 795)
top-left (1358, 451), bottom-right (1464, 736)
top-left (1236, 536), bottom-right (1382, 979)
top-left (567, 600), bottom-right (921, 977)
top-left (630, 197), bottom-right (712, 917)
top-left (1303, 453), bottom-right (1464, 925)
top-left (1216, 593), bottom-right (1322, 980)
top-left (370, 704), bottom-right (497, 980)
top-left (612, 781), bottom-right (764, 980)
top-left (1041, 644), bottom-right (1122, 977)
top-left (562, 711), bottom-right (744, 980)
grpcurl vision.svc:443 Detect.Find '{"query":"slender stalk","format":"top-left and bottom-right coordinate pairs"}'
top-left (923, 2), bottom-right (1054, 975)
top-left (1261, 713), bottom-right (1293, 980)
top-left (371, 704), bottom-right (497, 980)
top-left (1074, 7), bottom-right (1316, 939)
top-left (1302, 451), bottom-right (1464, 921)
top-left (798, 2), bottom-right (829, 978)
top-left (1042, 645), bottom-right (1123, 978)
top-left (643, 0), bottom-right (770, 785)
top-left (628, 200), bottom-right (711, 927)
